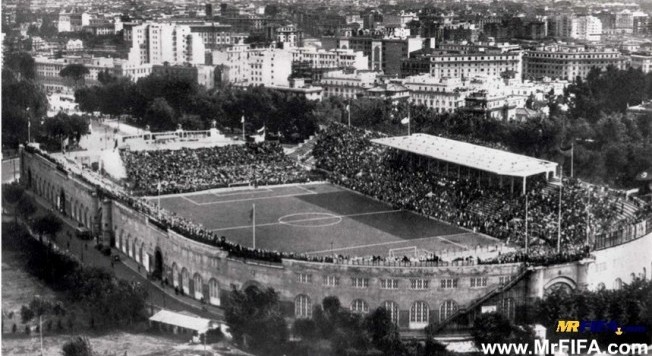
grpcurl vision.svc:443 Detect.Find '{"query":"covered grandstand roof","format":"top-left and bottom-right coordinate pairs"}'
top-left (371, 134), bottom-right (558, 178)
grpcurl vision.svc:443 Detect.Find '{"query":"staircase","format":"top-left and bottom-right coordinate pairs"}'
top-left (287, 135), bottom-right (317, 167)
top-left (432, 265), bottom-right (531, 334)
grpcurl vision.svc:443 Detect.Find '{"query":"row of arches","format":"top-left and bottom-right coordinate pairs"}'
top-left (116, 230), bottom-right (149, 271)
top-left (31, 173), bottom-right (93, 229)
top-left (293, 295), bottom-right (514, 329)
top-left (171, 263), bottom-right (221, 306)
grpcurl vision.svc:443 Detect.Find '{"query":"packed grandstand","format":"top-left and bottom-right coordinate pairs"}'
top-left (27, 122), bottom-right (652, 267)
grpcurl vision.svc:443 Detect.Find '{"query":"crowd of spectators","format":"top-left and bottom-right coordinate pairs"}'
top-left (313, 123), bottom-right (645, 260)
top-left (120, 142), bottom-right (309, 195)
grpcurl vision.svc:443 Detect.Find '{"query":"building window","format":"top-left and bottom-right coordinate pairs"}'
top-left (295, 295), bottom-right (312, 318)
top-left (439, 300), bottom-right (458, 322)
top-left (410, 279), bottom-right (429, 289)
top-left (297, 273), bottom-right (312, 284)
top-left (410, 301), bottom-right (429, 323)
top-left (470, 277), bottom-right (487, 287)
top-left (380, 279), bottom-right (399, 289)
top-left (383, 301), bottom-right (399, 324)
top-left (499, 276), bottom-right (512, 285)
top-left (324, 275), bottom-right (340, 287)
top-left (440, 278), bottom-right (458, 289)
top-left (500, 298), bottom-right (515, 320)
top-left (352, 277), bottom-right (369, 288)
top-left (351, 299), bottom-right (369, 314)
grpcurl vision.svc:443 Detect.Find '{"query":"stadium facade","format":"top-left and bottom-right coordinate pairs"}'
top-left (20, 144), bottom-right (652, 335)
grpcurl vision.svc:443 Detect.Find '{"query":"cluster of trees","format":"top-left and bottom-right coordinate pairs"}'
top-left (75, 77), bottom-right (326, 142)
top-left (2, 52), bottom-right (48, 149)
top-left (2, 222), bottom-right (149, 329)
top-left (533, 278), bottom-right (652, 345)
top-left (2, 52), bottom-right (91, 151)
top-left (225, 285), bottom-right (454, 356)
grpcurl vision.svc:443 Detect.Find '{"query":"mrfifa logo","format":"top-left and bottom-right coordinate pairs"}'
top-left (556, 320), bottom-right (647, 335)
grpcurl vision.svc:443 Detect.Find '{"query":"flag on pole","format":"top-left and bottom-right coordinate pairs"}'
top-left (401, 117), bottom-right (410, 125)
top-left (241, 115), bottom-right (245, 123)
top-left (345, 104), bottom-right (350, 112)
top-left (257, 126), bottom-right (266, 134)
top-left (157, 181), bottom-right (162, 192)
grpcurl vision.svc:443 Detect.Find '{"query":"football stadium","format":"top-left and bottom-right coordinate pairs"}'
top-left (20, 120), bottom-right (652, 336)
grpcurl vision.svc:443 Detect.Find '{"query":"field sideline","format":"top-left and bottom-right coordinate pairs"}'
top-left (152, 183), bottom-right (499, 257)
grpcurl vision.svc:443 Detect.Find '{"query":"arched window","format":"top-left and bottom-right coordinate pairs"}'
top-left (439, 300), bottom-right (458, 322)
top-left (350, 299), bottom-right (368, 314)
top-left (383, 301), bottom-right (399, 324)
top-left (181, 268), bottom-right (190, 295)
top-left (500, 298), bottom-right (515, 320)
top-left (410, 301), bottom-right (429, 328)
top-left (172, 263), bottom-right (179, 288)
top-left (295, 295), bottom-right (312, 318)
top-left (193, 273), bottom-right (203, 300)
top-left (614, 278), bottom-right (622, 290)
top-left (125, 235), bottom-right (130, 255)
top-left (209, 279), bottom-right (220, 306)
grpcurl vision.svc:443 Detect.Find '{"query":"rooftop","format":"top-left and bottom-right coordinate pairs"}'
top-left (371, 134), bottom-right (558, 177)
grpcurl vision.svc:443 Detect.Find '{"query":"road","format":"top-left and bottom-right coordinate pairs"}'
top-left (25, 190), bottom-right (226, 322)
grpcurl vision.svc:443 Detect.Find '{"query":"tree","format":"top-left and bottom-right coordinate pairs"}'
top-left (225, 285), bottom-right (288, 355)
top-left (144, 97), bottom-right (177, 131)
top-left (3, 183), bottom-right (25, 224)
top-left (59, 64), bottom-right (90, 88)
top-left (471, 312), bottom-right (514, 349)
top-left (20, 305), bottom-right (35, 324)
top-left (4, 52), bottom-right (36, 80)
top-left (2, 75), bottom-right (48, 147)
top-left (17, 195), bottom-right (37, 221)
top-left (32, 213), bottom-right (63, 242)
top-left (365, 307), bottom-right (405, 355)
top-left (61, 336), bottom-right (94, 356)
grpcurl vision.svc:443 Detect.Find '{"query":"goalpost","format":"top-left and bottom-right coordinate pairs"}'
top-left (388, 246), bottom-right (418, 259)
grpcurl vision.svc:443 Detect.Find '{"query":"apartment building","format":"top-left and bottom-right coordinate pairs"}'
top-left (125, 23), bottom-right (206, 66)
top-left (523, 44), bottom-right (624, 81)
top-left (321, 70), bottom-right (379, 99)
top-left (402, 50), bottom-right (522, 80)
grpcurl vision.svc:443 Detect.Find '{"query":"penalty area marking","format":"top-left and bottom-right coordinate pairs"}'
top-left (305, 232), bottom-right (472, 255)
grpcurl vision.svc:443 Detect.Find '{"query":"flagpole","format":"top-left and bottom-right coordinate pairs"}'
top-left (157, 180), bottom-right (161, 218)
top-left (242, 115), bottom-right (245, 141)
top-left (525, 193), bottom-right (529, 255)
top-left (408, 105), bottom-right (411, 136)
top-left (252, 203), bottom-right (256, 249)
top-left (347, 101), bottom-right (351, 127)
top-left (570, 142), bottom-right (574, 178)
top-left (557, 169), bottom-right (563, 254)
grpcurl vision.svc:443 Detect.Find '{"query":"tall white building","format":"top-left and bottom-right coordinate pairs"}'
top-left (248, 48), bottom-right (292, 87)
top-left (126, 23), bottom-right (206, 66)
top-left (572, 16), bottom-right (602, 42)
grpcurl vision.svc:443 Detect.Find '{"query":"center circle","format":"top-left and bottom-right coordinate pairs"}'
top-left (278, 212), bottom-right (343, 227)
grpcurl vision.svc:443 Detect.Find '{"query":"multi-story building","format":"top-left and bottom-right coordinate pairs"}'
top-left (267, 24), bottom-right (303, 48)
top-left (523, 44), bottom-right (624, 81)
top-left (548, 15), bottom-right (602, 41)
top-left (34, 55), bottom-right (114, 93)
top-left (211, 43), bottom-right (250, 84)
top-left (188, 22), bottom-right (246, 49)
top-left (57, 11), bottom-right (90, 32)
top-left (291, 47), bottom-right (368, 71)
top-left (247, 48), bottom-right (292, 87)
top-left (321, 35), bottom-right (423, 76)
top-left (152, 63), bottom-right (215, 89)
top-left (402, 50), bottom-right (522, 80)
top-left (321, 70), bottom-right (379, 100)
top-left (615, 10), bottom-right (634, 34)
top-left (125, 23), bottom-right (206, 66)
top-left (403, 75), bottom-right (470, 113)
top-left (573, 16), bottom-right (602, 41)
top-left (631, 53), bottom-right (652, 73)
